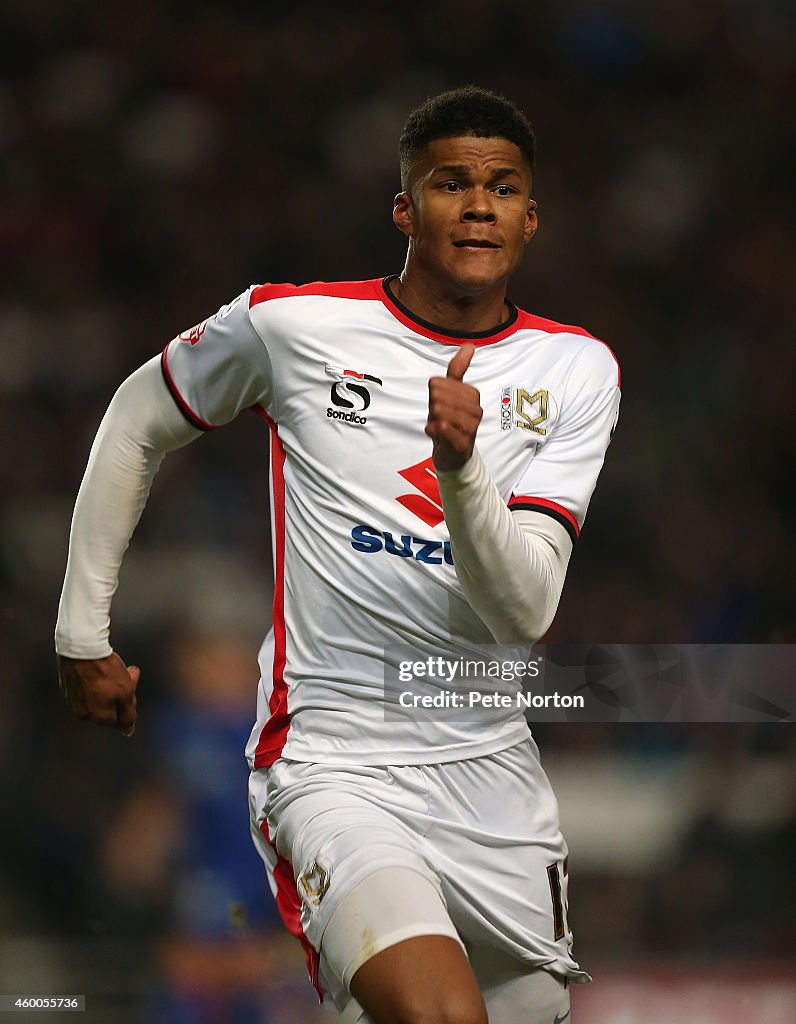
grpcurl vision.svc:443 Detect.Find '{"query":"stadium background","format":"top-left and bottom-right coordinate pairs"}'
top-left (1, 1), bottom-right (794, 1021)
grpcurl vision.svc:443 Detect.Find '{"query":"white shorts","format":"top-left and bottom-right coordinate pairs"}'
top-left (326, 869), bottom-right (572, 1024)
top-left (249, 737), bottom-right (589, 1014)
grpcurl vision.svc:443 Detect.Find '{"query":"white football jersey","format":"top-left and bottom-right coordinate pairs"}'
top-left (162, 278), bottom-right (620, 767)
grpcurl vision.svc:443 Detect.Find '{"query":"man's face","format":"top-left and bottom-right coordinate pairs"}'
top-left (394, 135), bottom-right (537, 297)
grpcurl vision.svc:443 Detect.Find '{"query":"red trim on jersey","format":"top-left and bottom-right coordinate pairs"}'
top-left (249, 404), bottom-right (273, 425)
top-left (253, 405), bottom-right (291, 768)
top-left (508, 495), bottom-right (581, 537)
top-left (515, 310), bottom-right (599, 339)
top-left (380, 280), bottom-right (522, 347)
top-left (260, 821), bottom-right (322, 999)
top-left (516, 311), bottom-right (621, 388)
top-left (249, 276), bottom-right (522, 346)
top-left (249, 279), bottom-right (381, 308)
top-left (247, 277), bottom-right (620, 384)
top-left (160, 345), bottom-right (215, 431)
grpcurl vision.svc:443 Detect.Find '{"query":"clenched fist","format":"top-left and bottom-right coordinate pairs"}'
top-left (57, 651), bottom-right (139, 736)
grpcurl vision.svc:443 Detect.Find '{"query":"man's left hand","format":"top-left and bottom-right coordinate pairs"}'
top-left (426, 343), bottom-right (483, 471)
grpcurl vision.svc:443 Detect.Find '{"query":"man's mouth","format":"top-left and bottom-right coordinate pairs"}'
top-left (453, 238), bottom-right (501, 249)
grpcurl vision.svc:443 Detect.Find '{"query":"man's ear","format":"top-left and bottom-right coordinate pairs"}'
top-left (393, 191), bottom-right (414, 238)
top-left (524, 198), bottom-right (538, 244)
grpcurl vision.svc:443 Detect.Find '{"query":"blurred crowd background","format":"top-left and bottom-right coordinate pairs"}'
top-left (1, 1), bottom-right (794, 1021)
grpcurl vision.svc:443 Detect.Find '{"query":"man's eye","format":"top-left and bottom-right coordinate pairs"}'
top-left (442, 181), bottom-right (462, 192)
top-left (493, 185), bottom-right (514, 196)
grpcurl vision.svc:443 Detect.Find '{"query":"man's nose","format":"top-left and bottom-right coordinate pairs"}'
top-left (462, 189), bottom-right (496, 222)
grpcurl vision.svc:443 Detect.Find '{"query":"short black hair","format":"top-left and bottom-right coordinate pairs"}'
top-left (399, 86), bottom-right (535, 190)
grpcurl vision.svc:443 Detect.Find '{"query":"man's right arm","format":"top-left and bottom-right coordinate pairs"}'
top-left (57, 285), bottom-right (275, 733)
top-left (56, 356), bottom-right (202, 733)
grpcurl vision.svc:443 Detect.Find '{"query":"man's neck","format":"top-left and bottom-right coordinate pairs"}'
top-left (389, 272), bottom-right (511, 335)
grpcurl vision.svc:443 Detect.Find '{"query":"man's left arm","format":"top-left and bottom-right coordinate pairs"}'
top-left (427, 343), bottom-right (620, 644)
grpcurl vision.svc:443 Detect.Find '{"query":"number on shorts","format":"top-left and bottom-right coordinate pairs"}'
top-left (547, 863), bottom-right (566, 940)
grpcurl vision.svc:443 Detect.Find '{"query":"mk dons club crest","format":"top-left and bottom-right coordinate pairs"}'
top-left (297, 860), bottom-right (330, 906)
top-left (500, 386), bottom-right (556, 435)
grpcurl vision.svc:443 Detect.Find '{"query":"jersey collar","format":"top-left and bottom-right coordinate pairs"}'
top-left (379, 276), bottom-right (520, 346)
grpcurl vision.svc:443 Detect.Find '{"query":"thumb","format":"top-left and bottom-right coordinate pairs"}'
top-left (446, 342), bottom-right (475, 381)
top-left (119, 665), bottom-right (140, 736)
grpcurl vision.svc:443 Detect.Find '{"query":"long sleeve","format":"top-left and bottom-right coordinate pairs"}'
top-left (437, 448), bottom-right (573, 644)
top-left (55, 356), bottom-right (201, 659)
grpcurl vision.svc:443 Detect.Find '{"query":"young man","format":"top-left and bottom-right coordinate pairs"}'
top-left (57, 87), bottom-right (620, 1023)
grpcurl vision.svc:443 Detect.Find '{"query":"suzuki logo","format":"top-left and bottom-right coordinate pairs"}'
top-left (397, 457), bottom-right (444, 528)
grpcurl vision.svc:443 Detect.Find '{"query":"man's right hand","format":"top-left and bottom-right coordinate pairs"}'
top-left (57, 652), bottom-right (139, 736)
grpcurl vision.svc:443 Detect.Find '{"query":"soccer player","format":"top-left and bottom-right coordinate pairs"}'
top-left (56, 87), bottom-right (620, 1023)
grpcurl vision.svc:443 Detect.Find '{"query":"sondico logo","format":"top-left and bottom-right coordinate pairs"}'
top-left (325, 364), bottom-right (382, 425)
